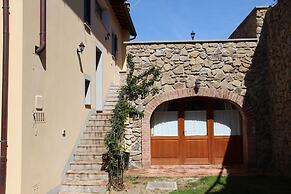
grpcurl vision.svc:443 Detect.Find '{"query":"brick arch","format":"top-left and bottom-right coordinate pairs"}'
top-left (141, 88), bottom-right (249, 167)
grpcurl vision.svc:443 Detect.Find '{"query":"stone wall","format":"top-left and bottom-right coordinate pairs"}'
top-left (229, 7), bottom-right (268, 39)
top-left (125, 39), bottom-right (258, 167)
top-left (265, 0), bottom-right (291, 176)
top-left (243, 0), bottom-right (291, 175)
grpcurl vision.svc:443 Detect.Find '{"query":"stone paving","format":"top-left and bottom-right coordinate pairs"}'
top-left (146, 181), bottom-right (177, 191)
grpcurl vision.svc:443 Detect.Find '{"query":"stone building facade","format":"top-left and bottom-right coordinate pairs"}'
top-left (123, 0), bottom-right (290, 176)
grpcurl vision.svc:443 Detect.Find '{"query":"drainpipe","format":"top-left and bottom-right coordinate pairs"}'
top-left (35, 0), bottom-right (46, 55)
top-left (0, 0), bottom-right (10, 193)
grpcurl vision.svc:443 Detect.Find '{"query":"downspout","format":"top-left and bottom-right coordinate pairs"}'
top-left (0, 0), bottom-right (9, 193)
top-left (35, 0), bottom-right (46, 55)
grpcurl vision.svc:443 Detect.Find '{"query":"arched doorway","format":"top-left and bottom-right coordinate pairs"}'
top-left (150, 97), bottom-right (243, 165)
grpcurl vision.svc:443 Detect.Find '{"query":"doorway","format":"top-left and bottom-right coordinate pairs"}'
top-left (150, 98), bottom-right (243, 165)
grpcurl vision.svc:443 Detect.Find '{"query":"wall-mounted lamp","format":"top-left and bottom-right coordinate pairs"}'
top-left (191, 30), bottom-right (196, 40)
top-left (105, 33), bottom-right (110, 40)
top-left (125, 1), bottom-right (131, 12)
top-left (194, 79), bottom-right (201, 94)
top-left (77, 42), bottom-right (85, 54)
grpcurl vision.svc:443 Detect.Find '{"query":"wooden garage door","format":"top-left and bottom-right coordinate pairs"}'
top-left (151, 98), bottom-right (243, 165)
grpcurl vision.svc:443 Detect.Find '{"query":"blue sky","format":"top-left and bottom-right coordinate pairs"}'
top-left (129, 0), bottom-right (275, 41)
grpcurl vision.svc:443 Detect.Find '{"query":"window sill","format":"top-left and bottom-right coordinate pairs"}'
top-left (85, 104), bottom-right (92, 109)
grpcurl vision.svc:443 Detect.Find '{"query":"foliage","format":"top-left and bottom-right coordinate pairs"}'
top-left (104, 54), bottom-right (160, 190)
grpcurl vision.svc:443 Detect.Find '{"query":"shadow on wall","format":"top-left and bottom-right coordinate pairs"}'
top-left (243, 7), bottom-right (273, 169)
top-left (203, 0), bottom-right (291, 192)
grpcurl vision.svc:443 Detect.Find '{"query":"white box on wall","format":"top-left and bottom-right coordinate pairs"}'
top-left (35, 95), bottom-right (43, 110)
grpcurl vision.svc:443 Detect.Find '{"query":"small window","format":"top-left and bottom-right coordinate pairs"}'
top-left (84, 78), bottom-right (91, 106)
top-left (84, 0), bottom-right (91, 27)
top-left (111, 33), bottom-right (118, 57)
top-left (96, 47), bottom-right (102, 70)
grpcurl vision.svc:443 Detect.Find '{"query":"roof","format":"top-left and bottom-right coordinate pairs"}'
top-left (109, 0), bottom-right (137, 36)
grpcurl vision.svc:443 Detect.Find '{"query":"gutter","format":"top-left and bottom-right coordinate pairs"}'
top-left (123, 1), bottom-right (136, 37)
top-left (129, 35), bottom-right (137, 41)
top-left (35, 0), bottom-right (46, 55)
top-left (124, 38), bottom-right (258, 45)
top-left (0, 0), bottom-right (9, 193)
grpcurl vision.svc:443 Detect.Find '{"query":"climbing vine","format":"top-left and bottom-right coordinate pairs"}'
top-left (104, 54), bottom-right (160, 190)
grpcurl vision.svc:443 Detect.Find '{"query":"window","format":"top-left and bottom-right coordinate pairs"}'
top-left (151, 111), bottom-right (178, 136)
top-left (214, 110), bottom-right (241, 136)
top-left (84, 0), bottom-right (91, 27)
top-left (184, 111), bottom-right (207, 136)
top-left (96, 47), bottom-right (102, 70)
top-left (84, 78), bottom-right (91, 106)
top-left (111, 33), bottom-right (118, 57)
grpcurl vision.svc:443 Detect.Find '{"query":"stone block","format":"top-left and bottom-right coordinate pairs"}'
top-left (146, 181), bottom-right (177, 191)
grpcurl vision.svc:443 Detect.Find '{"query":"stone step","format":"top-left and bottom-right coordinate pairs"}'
top-left (90, 113), bottom-right (113, 119)
top-left (80, 138), bottom-right (104, 145)
top-left (108, 87), bottom-right (120, 91)
top-left (86, 123), bottom-right (111, 128)
top-left (88, 117), bottom-right (111, 121)
top-left (77, 145), bottom-right (107, 153)
top-left (105, 96), bottom-right (119, 101)
top-left (63, 179), bottom-right (108, 186)
top-left (105, 97), bottom-right (119, 102)
top-left (74, 153), bottom-right (103, 161)
top-left (62, 179), bottom-right (107, 193)
top-left (107, 91), bottom-right (119, 96)
top-left (101, 110), bottom-right (113, 114)
top-left (66, 169), bottom-right (108, 181)
top-left (106, 93), bottom-right (119, 98)
top-left (108, 88), bottom-right (120, 91)
top-left (105, 99), bottom-right (118, 105)
top-left (86, 126), bottom-right (112, 131)
top-left (70, 160), bottom-right (103, 170)
top-left (110, 85), bottom-right (121, 89)
top-left (83, 131), bottom-right (109, 138)
top-left (59, 192), bottom-right (105, 194)
top-left (103, 104), bottom-right (115, 109)
top-left (87, 120), bottom-right (111, 126)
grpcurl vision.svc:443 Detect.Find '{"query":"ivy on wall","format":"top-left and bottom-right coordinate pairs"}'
top-left (104, 54), bottom-right (160, 190)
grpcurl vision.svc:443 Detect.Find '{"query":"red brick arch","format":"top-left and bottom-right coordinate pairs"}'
top-left (141, 88), bottom-right (249, 167)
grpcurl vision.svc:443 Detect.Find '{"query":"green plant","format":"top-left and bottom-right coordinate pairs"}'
top-left (128, 176), bottom-right (140, 184)
top-left (104, 54), bottom-right (160, 190)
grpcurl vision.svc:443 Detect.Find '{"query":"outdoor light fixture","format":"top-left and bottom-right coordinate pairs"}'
top-left (77, 42), bottom-right (85, 54)
top-left (194, 79), bottom-right (201, 94)
top-left (191, 31), bottom-right (195, 40)
top-left (105, 33), bottom-right (110, 40)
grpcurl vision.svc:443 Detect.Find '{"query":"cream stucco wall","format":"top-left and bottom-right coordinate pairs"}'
top-left (0, 0), bottom-right (130, 194)
top-left (4, 1), bottom-right (24, 194)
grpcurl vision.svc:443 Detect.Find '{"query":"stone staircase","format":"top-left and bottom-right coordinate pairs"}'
top-left (60, 85), bottom-right (120, 194)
